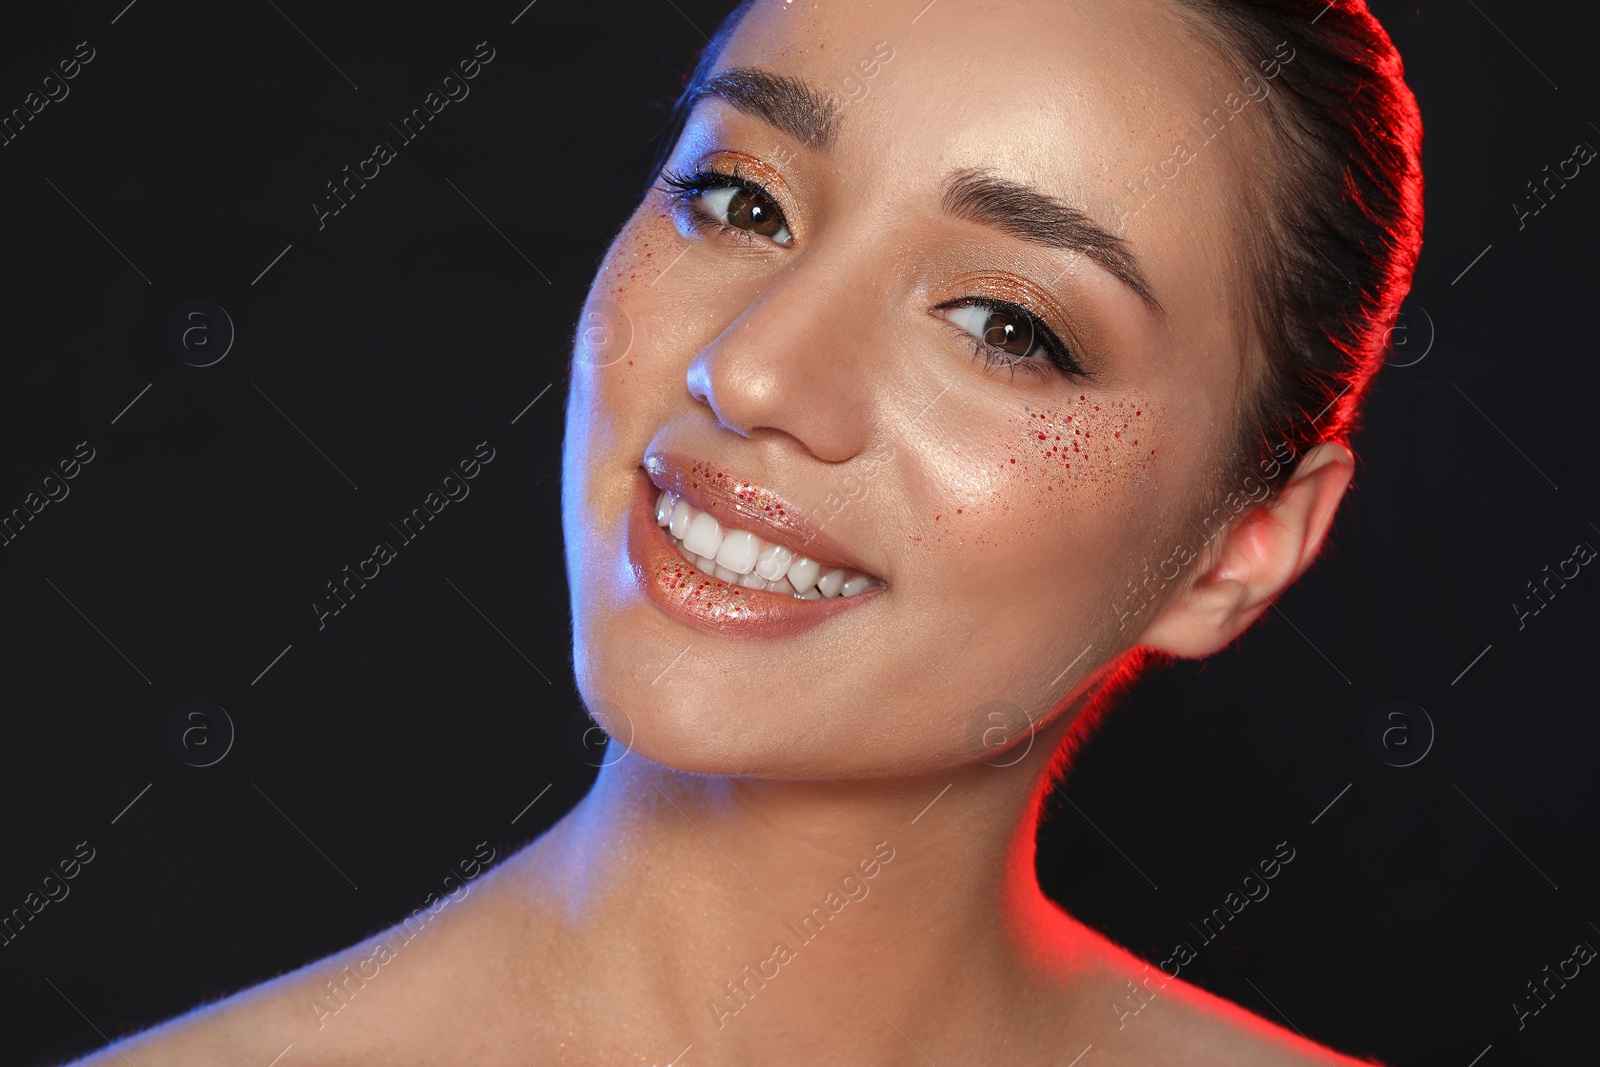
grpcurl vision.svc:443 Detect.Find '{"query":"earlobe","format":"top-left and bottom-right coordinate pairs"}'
top-left (1137, 442), bottom-right (1355, 658)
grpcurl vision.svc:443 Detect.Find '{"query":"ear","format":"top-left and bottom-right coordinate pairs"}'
top-left (1139, 442), bottom-right (1354, 658)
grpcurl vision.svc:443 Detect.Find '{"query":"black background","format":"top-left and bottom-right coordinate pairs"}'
top-left (1, 1), bottom-right (1595, 1064)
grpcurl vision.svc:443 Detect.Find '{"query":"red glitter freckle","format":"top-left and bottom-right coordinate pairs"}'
top-left (935, 515), bottom-right (941, 521)
top-left (956, 508), bottom-right (962, 514)
top-left (1010, 458), bottom-right (1017, 464)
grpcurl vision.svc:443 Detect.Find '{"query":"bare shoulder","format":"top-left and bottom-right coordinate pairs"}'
top-left (59, 854), bottom-right (528, 1067)
top-left (1026, 915), bottom-right (1387, 1067)
top-left (1110, 967), bottom-right (1387, 1067)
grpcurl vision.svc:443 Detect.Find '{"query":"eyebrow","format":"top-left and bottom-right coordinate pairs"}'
top-left (687, 67), bottom-right (842, 151)
top-left (941, 169), bottom-right (1163, 314)
top-left (686, 67), bottom-right (1162, 313)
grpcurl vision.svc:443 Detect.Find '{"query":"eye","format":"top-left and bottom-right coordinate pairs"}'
top-left (937, 299), bottom-right (1088, 380)
top-left (658, 165), bottom-right (794, 247)
top-left (700, 185), bottom-right (792, 245)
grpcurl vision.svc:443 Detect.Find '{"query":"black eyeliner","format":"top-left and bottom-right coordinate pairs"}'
top-left (940, 296), bottom-right (1091, 380)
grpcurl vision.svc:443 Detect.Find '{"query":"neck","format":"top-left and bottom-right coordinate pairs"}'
top-left (500, 688), bottom-right (1119, 1060)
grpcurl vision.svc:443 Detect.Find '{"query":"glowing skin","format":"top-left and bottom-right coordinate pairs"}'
top-left (561, 0), bottom-right (1253, 778)
top-left (531, 0), bottom-right (1358, 1062)
top-left (72, 2), bottom-right (1364, 1064)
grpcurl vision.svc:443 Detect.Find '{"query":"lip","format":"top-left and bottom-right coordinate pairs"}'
top-left (642, 452), bottom-right (882, 579)
top-left (627, 463), bottom-right (885, 639)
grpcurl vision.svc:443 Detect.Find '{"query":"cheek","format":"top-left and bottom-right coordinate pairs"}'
top-left (574, 206), bottom-right (686, 386)
top-left (597, 206), bottom-right (679, 301)
top-left (1010, 396), bottom-right (1159, 499)
top-left (908, 396), bottom-right (1162, 550)
top-left (886, 395), bottom-right (1172, 713)
top-left (565, 208), bottom-right (690, 533)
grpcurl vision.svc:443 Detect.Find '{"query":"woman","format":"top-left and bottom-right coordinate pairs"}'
top-left (71, 0), bottom-right (1420, 1062)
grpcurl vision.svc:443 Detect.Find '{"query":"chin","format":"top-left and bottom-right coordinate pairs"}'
top-left (568, 627), bottom-right (852, 779)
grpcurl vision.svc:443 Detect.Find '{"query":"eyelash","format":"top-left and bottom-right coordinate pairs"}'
top-left (657, 163), bottom-right (783, 245)
top-left (937, 298), bottom-right (1090, 382)
top-left (657, 164), bottom-right (1090, 382)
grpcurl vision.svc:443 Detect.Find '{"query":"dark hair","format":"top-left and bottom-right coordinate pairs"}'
top-left (643, 0), bottom-right (761, 195)
top-left (650, 0), bottom-right (1423, 499)
top-left (1171, 0), bottom-right (1424, 493)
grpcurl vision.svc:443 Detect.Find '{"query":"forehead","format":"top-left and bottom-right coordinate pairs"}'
top-left (711, 0), bottom-right (1270, 360)
top-left (720, 0), bottom-right (1250, 169)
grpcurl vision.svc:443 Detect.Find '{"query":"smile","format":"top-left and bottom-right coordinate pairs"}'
top-left (626, 456), bottom-right (886, 639)
top-left (654, 488), bottom-right (880, 599)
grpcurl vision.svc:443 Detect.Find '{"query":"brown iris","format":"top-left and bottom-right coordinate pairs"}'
top-left (978, 307), bottom-right (1038, 356)
top-left (724, 186), bottom-right (788, 241)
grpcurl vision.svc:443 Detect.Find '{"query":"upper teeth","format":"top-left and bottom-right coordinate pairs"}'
top-left (655, 489), bottom-right (880, 600)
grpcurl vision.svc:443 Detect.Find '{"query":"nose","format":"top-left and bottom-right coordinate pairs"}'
top-left (684, 244), bottom-right (882, 464)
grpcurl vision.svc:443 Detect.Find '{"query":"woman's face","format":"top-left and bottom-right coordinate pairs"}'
top-left (562, 0), bottom-right (1270, 777)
